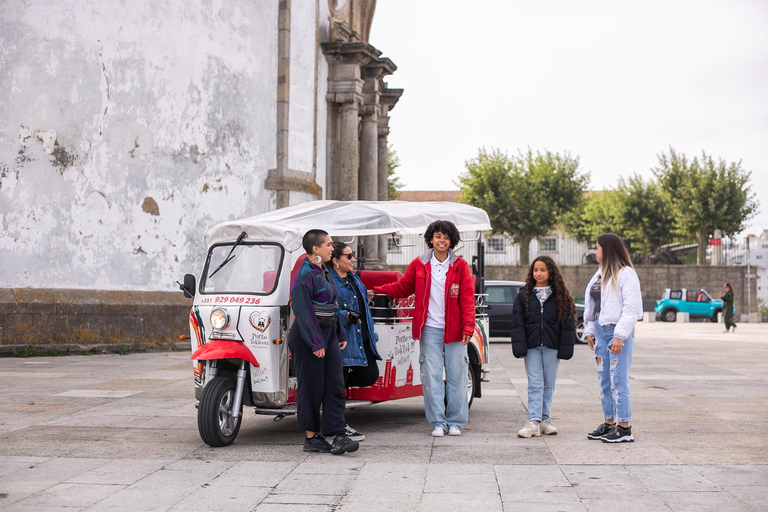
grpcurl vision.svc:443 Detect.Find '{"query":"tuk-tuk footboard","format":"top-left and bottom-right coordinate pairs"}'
top-left (253, 400), bottom-right (373, 417)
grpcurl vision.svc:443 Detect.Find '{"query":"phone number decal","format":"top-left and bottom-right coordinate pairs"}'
top-left (199, 297), bottom-right (261, 305)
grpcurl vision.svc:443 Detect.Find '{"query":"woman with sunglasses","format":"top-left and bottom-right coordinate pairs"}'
top-left (326, 242), bottom-right (382, 442)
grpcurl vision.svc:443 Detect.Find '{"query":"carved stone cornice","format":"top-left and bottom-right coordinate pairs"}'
top-left (380, 86), bottom-right (403, 110)
top-left (364, 57), bottom-right (397, 78)
top-left (321, 41), bottom-right (381, 65)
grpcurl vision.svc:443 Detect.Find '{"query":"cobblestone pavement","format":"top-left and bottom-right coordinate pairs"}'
top-left (1, 323), bottom-right (767, 511)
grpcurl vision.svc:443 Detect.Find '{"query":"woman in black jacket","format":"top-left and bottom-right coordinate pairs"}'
top-left (511, 255), bottom-right (576, 438)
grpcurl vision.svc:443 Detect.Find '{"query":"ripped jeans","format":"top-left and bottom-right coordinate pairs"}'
top-left (594, 322), bottom-right (634, 423)
top-left (419, 326), bottom-right (468, 429)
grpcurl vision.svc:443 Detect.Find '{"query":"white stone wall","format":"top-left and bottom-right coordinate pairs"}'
top-left (0, 0), bottom-right (330, 290)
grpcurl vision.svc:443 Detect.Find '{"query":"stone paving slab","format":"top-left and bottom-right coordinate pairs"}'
top-left (0, 322), bottom-right (767, 510)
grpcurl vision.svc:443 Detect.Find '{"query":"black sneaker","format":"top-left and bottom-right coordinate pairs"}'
top-left (330, 434), bottom-right (359, 455)
top-left (601, 425), bottom-right (634, 443)
top-left (345, 424), bottom-right (365, 442)
top-left (303, 434), bottom-right (332, 453)
top-left (587, 422), bottom-right (615, 440)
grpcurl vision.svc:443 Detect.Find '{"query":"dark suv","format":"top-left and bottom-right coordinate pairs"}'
top-left (483, 280), bottom-right (586, 343)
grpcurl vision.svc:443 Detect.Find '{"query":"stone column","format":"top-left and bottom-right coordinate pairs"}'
top-left (338, 101), bottom-right (360, 200)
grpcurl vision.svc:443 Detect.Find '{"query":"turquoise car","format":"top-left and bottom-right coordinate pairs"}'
top-left (655, 288), bottom-right (727, 322)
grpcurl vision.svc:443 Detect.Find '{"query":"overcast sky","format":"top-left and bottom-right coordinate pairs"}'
top-left (369, 0), bottom-right (768, 236)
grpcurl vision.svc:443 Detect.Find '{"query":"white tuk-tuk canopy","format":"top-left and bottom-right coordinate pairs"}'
top-left (205, 200), bottom-right (492, 250)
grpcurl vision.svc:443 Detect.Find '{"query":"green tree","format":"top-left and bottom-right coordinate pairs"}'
top-left (387, 145), bottom-right (403, 200)
top-left (654, 148), bottom-right (759, 265)
top-left (459, 147), bottom-right (590, 266)
top-left (561, 190), bottom-right (626, 247)
top-left (618, 174), bottom-right (676, 255)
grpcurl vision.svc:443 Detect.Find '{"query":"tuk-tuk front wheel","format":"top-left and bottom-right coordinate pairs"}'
top-left (198, 376), bottom-right (243, 447)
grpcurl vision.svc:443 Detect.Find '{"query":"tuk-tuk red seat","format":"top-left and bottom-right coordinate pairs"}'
top-left (357, 270), bottom-right (402, 289)
top-left (263, 270), bottom-right (277, 292)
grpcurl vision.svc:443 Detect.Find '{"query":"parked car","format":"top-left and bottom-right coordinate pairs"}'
top-left (483, 280), bottom-right (586, 343)
top-left (654, 288), bottom-right (727, 322)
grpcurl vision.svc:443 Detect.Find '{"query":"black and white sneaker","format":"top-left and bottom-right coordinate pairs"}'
top-left (587, 422), bottom-right (614, 440)
top-left (345, 424), bottom-right (365, 442)
top-left (601, 425), bottom-right (634, 443)
top-left (303, 434), bottom-right (332, 453)
top-left (330, 434), bottom-right (360, 455)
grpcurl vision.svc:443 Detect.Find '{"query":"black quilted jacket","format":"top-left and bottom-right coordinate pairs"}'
top-left (510, 285), bottom-right (575, 360)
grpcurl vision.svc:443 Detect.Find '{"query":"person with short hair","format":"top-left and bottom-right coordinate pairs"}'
top-left (288, 229), bottom-right (358, 455)
top-left (373, 220), bottom-right (476, 437)
top-left (584, 233), bottom-right (643, 443)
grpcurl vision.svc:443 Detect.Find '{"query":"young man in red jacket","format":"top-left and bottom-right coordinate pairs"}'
top-left (374, 220), bottom-right (476, 436)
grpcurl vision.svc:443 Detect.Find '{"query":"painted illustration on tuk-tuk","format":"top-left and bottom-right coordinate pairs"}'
top-left (180, 200), bottom-right (492, 446)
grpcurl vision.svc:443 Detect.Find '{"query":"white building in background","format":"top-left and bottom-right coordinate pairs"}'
top-left (388, 191), bottom-right (590, 267)
top-left (748, 230), bottom-right (768, 306)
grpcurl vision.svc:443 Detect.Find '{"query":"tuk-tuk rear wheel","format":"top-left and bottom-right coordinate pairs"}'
top-left (467, 362), bottom-right (476, 410)
top-left (198, 376), bottom-right (242, 447)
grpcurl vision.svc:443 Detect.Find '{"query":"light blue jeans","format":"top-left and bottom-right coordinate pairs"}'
top-left (419, 326), bottom-right (468, 429)
top-left (524, 346), bottom-right (560, 422)
top-left (594, 322), bottom-right (634, 422)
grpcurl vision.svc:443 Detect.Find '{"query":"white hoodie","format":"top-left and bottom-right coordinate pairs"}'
top-left (583, 266), bottom-right (643, 341)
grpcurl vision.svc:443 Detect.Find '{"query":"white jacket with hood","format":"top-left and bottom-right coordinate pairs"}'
top-left (583, 266), bottom-right (643, 341)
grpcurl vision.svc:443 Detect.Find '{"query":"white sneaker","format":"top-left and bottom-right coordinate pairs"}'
top-left (448, 426), bottom-right (461, 436)
top-left (344, 424), bottom-right (365, 442)
top-left (431, 426), bottom-right (446, 437)
top-left (539, 420), bottom-right (558, 435)
top-left (517, 421), bottom-right (541, 438)
top-left (723, 329), bottom-right (730, 333)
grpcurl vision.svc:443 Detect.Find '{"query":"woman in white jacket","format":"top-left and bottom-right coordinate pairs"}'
top-left (583, 233), bottom-right (643, 443)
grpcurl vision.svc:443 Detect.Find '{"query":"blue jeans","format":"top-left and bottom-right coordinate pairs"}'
top-left (524, 346), bottom-right (560, 422)
top-left (419, 326), bottom-right (468, 429)
top-left (594, 322), bottom-right (634, 422)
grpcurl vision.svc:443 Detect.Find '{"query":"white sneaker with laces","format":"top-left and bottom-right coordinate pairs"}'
top-left (448, 426), bottom-right (461, 436)
top-left (431, 426), bottom-right (446, 437)
top-left (517, 421), bottom-right (541, 438)
top-left (539, 420), bottom-right (557, 435)
top-left (344, 424), bottom-right (365, 442)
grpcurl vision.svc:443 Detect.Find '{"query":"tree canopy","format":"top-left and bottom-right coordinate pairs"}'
top-left (387, 145), bottom-right (403, 200)
top-left (458, 148), bottom-right (589, 266)
top-left (654, 148), bottom-right (759, 264)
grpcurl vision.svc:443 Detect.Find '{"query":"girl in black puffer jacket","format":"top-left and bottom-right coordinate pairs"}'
top-left (511, 255), bottom-right (576, 438)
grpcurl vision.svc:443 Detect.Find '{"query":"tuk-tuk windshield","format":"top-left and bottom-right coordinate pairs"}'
top-left (201, 242), bottom-right (284, 295)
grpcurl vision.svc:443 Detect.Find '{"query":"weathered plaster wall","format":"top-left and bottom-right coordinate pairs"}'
top-left (0, 1), bottom-right (329, 291)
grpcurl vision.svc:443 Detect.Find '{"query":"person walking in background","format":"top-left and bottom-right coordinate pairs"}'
top-left (327, 241), bottom-right (382, 442)
top-left (584, 233), bottom-right (643, 443)
top-left (288, 229), bottom-right (359, 455)
top-left (720, 282), bottom-right (737, 333)
top-left (511, 256), bottom-right (576, 438)
top-left (373, 220), bottom-right (475, 437)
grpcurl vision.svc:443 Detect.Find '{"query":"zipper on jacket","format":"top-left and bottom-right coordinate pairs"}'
top-left (540, 294), bottom-right (545, 347)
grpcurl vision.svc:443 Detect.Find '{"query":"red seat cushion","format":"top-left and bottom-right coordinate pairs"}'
top-left (357, 270), bottom-right (402, 289)
top-left (263, 270), bottom-right (277, 292)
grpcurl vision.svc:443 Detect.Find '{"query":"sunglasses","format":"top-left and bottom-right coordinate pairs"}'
top-left (341, 251), bottom-right (355, 260)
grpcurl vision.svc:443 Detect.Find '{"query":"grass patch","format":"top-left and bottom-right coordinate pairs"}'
top-left (82, 351), bottom-right (93, 356)
top-left (13, 345), bottom-right (38, 358)
top-left (49, 348), bottom-right (67, 357)
top-left (117, 348), bottom-right (129, 355)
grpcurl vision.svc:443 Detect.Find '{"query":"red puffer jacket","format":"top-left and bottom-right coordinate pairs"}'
top-left (374, 250), bottom-right (476, 343)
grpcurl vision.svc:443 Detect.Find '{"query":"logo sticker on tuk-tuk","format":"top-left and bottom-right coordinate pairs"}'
top-left (249, 312), bottom-right (271, 332)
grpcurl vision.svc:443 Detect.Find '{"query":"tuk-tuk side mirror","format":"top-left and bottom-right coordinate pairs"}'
top-left (180, 274), bottom-right (196, 299)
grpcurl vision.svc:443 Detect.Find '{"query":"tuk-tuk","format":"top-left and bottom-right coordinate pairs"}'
top-left (181, 200), bottom-right (492, 446)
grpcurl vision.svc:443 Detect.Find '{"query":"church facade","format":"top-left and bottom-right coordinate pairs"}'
top-left (0, 0), bottom-right (401, 352)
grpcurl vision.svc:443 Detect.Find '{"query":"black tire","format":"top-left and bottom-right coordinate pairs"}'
top-left (711, 308), bottom-right (722, 323)
top-left (467, 361), bottom-right (477, 410)
top-left (576, 319), bottom-right (587, 343)
top-left (662, 307), bottom-right (677, 322)
top-left (198, 376), bottom-right (242, 447)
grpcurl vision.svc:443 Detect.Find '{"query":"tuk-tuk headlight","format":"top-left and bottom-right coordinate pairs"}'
top-left (210, 308), bottom-right (230, 329)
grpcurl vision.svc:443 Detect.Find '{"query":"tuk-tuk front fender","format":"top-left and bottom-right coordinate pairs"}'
top-left (191, 340), bottom-right (259, 367)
